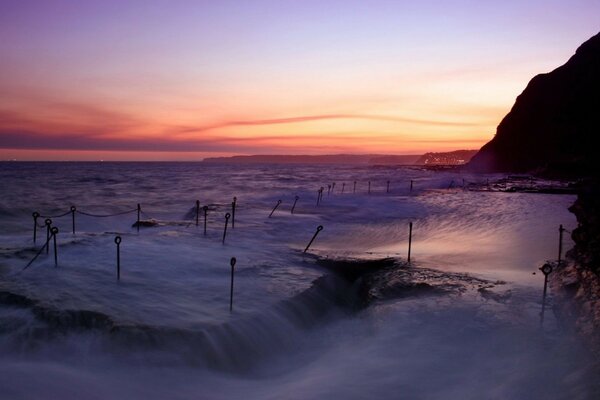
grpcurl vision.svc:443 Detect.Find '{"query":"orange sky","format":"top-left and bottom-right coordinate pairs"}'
top-left (1, 1), bottom-right (599, 161)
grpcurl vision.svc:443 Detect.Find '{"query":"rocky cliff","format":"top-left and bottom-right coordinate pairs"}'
top-left (552, 182), bottom-right (600, 355)
top-left (468, 32), bottom-right (600, 175)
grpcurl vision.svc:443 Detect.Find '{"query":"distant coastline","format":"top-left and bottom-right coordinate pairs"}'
top-left (202, 150), bottom-right (476, 165)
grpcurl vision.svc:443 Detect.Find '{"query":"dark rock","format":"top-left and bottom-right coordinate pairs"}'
top-left (468, 32), bottom-right (600, 176)
top-left (552, 181), bottom-right (600, 356)
top-left (132, 219), bottom-right (158, 228)
top-left (567, 182), bottom-right (600, 274)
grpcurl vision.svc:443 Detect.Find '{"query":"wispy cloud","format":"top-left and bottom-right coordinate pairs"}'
top-left (172, 113), bottom-right (487, 136)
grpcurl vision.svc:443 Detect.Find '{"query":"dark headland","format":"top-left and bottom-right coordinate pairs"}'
top-left (468, 32), bottom-right (600, 176)
top-left (468, 32), bottom-right (600, 355)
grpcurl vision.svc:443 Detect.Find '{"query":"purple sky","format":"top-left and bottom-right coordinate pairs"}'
top-left (1, 0), bottom-right (599, 160)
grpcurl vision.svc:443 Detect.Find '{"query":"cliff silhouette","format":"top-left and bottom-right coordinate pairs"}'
top-left (468, 32), bottom-right (600, 176)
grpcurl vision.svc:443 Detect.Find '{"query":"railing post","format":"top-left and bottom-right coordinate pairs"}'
top-left (32, 212), bottom-right (40, 244)
top-left (196, 200), bottom-right (200, 227)
top-left (222, 213), bottom-right (230, 244)
top-left (539, 263), bottom-right (553, 326)
top-left (51, 227), bottom-right (59, 267)
top-left (45, 219), bottom-right (52, 254)
top-left (232, 197), bottom-right (237, 228)
top-left (291, 196), bottom-right (299, 214)
top-left (269, 200), bottom-right (282, 218)
top-left (136, 204), bottom-right (141, 233)
top-left (229, 257), bottom-right (236, 312)
top-left (407, 222), bottom-right (413, 263)
top-left (558, 224), bottom-right (564, 264)
top-left (203, 206), bottom-right (208, 235)
top-left (304, 225), bottom-right (324, 253)
top-left (115, 236), bottom-right (122, 280)
top-left (70, 205), bottom-right (76, 234)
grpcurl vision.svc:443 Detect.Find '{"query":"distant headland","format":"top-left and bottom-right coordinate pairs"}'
top-left (202, 150), bottom-right (477, 165)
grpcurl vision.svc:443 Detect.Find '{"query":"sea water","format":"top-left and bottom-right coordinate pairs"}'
top-left (0, 162), bottom-right (596, 399)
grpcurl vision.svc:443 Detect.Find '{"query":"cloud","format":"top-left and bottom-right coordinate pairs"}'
top-left (172, 113), bottom-right (487, 136)
top-left (0, 98), bottom-right (489, 154)
top-left (0, 130), bottom-right (256, 153)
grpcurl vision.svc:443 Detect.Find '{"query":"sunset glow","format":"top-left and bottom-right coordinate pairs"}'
top-left (1, 0), bottom-right (599, 160)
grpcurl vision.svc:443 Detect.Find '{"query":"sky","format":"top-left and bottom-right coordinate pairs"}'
top-left (0, 0), bottom-right (599, 161)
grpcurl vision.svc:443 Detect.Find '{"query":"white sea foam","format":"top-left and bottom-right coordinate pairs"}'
top-left (0, 162), bottom-right (594, 399)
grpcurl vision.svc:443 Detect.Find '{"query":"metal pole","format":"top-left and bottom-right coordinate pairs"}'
top-left (408, 222), bottom-right (413, 263)
top-left (229, 257), bottom-right (236, 312)
top-left (558, 224), bottom-right (564, 264)
top-left (52, 227), bottom-right (59, 267)
top-left (353, 181), bottom-right (356, 193)
top-left (304, 225), bottom-right (324, 253)
top-left (342, 183), bottom-right (345, 194)
top-left (222, 213), bottom-right (230, 244)
top-left (71, 205), bottom-right (76, 234)
top-left (539, 263), bottom-right (553, 326)
top-left (232, 197), bottom-right (237, 228)
top-left (203, 206), bottom-right (208, 235)
top-left (32, 212), bottom-right (40, 244)
top-left (269, 200), bottom-right (282, 218)
top-left (196, 200), bottom-right (200, 227)
top-left (387, 180), bottom-right (390, 193)
top-left (45, 219), bottom-right (52, 254)
top-left (291, 196), bottom-right (299, 214)
top-left (368, 181), bottom-right (371, 194)
top-left (136, 203), bottom-right (141, 233)
top-left (410, 180), bottom-right (414, 192)
top-left (115, 236), bottom-right (121, 280)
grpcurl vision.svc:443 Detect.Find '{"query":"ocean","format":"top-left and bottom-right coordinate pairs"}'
top-left (0, 162), bottom-right (596, 399)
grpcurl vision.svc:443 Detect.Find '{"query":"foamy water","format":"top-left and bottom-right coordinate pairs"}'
top-left (0, 162), bottom-right (596, 399)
